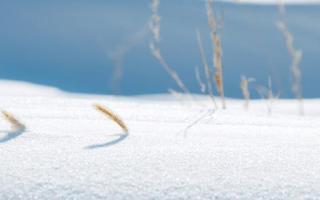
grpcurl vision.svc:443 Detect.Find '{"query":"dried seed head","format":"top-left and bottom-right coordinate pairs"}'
top-left (1, 110), bottom-right (25, 130)
top-left (93, 104), bottom-right (128, 133)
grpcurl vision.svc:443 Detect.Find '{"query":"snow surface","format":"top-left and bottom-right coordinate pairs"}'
top-left (0, 80), bottom-right (320, 199)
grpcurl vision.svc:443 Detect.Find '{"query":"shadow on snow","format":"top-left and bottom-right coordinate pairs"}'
top-left (85, 133), bottom-right (129, 150)
top-left (0, 126), bottom-right (26, 144)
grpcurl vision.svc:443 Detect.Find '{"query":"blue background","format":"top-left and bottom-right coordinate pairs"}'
top-left (0, 0), bottom-right (319, 98)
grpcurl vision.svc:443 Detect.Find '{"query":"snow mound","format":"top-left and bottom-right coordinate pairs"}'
top-left (0, 81), bottom-right (320, 199)
top-left (0, 80), bottom-right (64, 97)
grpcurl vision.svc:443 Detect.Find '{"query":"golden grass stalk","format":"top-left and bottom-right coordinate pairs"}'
top-left (196, 29), bottom-right (217, 109)
top-left (206, 0), bottom-right (226, 109)
top-left (149, 0), bottom-right (190, 95)
top-left (1, 110), bottom-right (25, 129)
top-left (276, 1), bottom-right (304, 116)
top-left (240, 76), bottom-right (254, 110)
top-left (93, 104), bottom-right (128, 133)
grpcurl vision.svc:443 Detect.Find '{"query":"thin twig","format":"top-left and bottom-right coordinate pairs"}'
top-left (196, 29), bottom-right (218, 109)
top-left (276, 0), bottom-right (304, 116)
top-left (149, 0), bottom-right (190, 95)
top-left (206, 0), bottom-right (226, 109)
top-left (195, 66), bottom-right (206, 94)
top-left (181, 109), bottom-right (215, 137)
top-left (240, 76), bottom-right (255, 110)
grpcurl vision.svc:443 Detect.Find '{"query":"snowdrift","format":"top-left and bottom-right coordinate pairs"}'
top-left (0, 81), bottom-right (320, 199)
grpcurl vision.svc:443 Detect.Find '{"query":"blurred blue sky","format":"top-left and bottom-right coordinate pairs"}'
top-left (0, 0), bottom-right (319, 98)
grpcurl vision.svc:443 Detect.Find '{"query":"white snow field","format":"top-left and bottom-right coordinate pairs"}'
top-left (0, 80), bottom-right (320, 199)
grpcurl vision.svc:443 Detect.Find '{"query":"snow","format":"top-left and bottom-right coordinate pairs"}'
top-left (0, 81), bottom-right (320, 199)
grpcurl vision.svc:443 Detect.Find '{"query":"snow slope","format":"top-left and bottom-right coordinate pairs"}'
top-left (0, 81), bottom-right (320, 199)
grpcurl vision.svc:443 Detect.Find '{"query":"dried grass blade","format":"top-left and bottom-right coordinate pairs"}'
top-left (93, 104), bottom-right (129, 133)
top-left (1, 110), bottom-right (25, 129)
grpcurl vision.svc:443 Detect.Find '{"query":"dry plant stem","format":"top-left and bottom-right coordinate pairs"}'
top-left (240, 76), bottom-right (250, 110)
top-left (276, 1), bottom-right (304, 116)
top-left (93, 104), bottom-right (128, 133)
top-left (110, 25), bottom-right (149, 93)
top-left (206, 0), bottom-right (226, 109)
top-left (213, 34), bottom-right (225, 109)
top-left (267, 77), bottom-right (274, 115)
top-left (254, 77), bottom-right (277, 115)
top-left (1, 110), bottom-right (25, 130)
top-left (150, 0), bottom-right (161, 43)
top-left (195, 66), bottom-right (206, 94)
top-left (150, 44), bottom-right (190, 94)
top-left (182, 109), bottom-right (215, 137)
top-left (196, 29), bottom-right (218, 109)
top-left (149, 0), bottom-right (190, 95)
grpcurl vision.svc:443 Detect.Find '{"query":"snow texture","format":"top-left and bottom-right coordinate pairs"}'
top-left (0, 81), bottom-right (320, 199)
